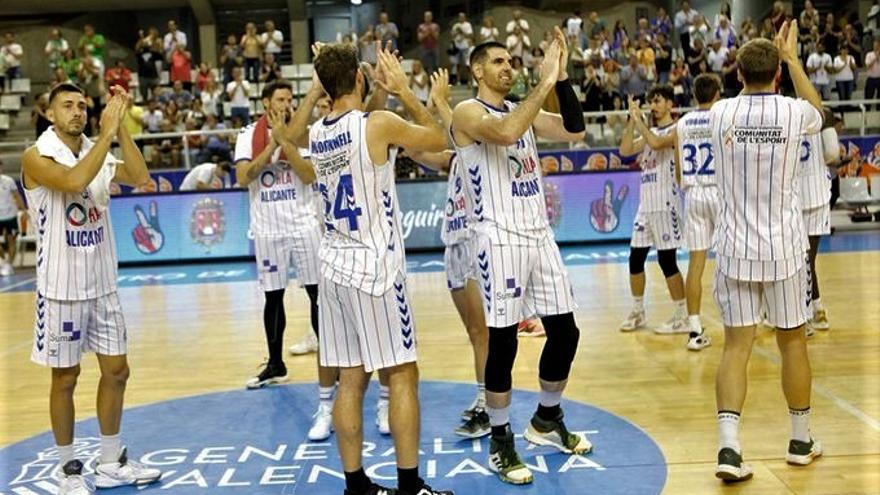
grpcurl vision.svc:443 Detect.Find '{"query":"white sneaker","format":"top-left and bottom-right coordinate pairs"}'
top-left (308, 402), bottom-right (334, 441)
top-left (0, 261), bottom-right (12, 276)
top-left (94, 447), bottom-right (162, 488)
top-left (655, 314), bottom-right (689, 334)
top-left (620, 308), bottom-right (646, 332)
top-left (376, 401), bottom-right (390, 435)
top-left (289, 331), bottom-right (319, 355)
top-left (786, 438), bottom-right (823, 466)
top-left (687, 330), bottom-right (711, 351)
top-left (812, 309), bottom-right (830, 331)
top-left (58, 460), bottom-right (95, 495)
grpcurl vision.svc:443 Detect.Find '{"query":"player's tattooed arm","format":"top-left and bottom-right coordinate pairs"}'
top-left (776, 20), bottom-right (823, 118)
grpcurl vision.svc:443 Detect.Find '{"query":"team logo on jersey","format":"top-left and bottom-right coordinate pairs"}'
top-left (65, 203), bottom-right (88, 227)
top-left (132, 201), bottom-right (165, 255)
top-left (508, 154), bottom-right (538, 179)
top-left (260, 170), bottom-right (276, 188)
top-left (190, 198), bottom-right (226, 251)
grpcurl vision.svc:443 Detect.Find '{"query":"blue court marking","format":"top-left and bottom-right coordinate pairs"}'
top-left (0, 231), bottom-right (877, 293)
top-left (0, 382), bottom-right (666, 494)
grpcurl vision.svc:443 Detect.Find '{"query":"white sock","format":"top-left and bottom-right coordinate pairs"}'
top-left (487, 405), bottom-right (509, 428)
top-left (378, 384), bottom-right (390, 407)
top-left (476, 382), bottom-right (486, 409)
top-left (57, 444), bottom-right (74, 467)
top-left (688, 315), bottom-right (702, 333)
top-left (633, 296), bottom-right (644, 311)
top-left (674, 299), bottom-right (687, 318)
top-left (789, 407), bottom-right (812, 442)
top-left (717, 411), bottom-right (741, 453)
top-left (813, 298), bottom-right (823, 312)
top-left (539, 389), bottom-right (563, 408)
top-left (100, 434), bottom-right (121, 464)
top-left (319, 385), bottom-right (335, 408)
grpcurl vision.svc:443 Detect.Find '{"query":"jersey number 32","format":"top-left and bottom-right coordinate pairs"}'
top-left (682, 143), bottom-right (715, 176)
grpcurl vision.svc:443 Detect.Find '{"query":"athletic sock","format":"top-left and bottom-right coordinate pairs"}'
top-left (344, 468), bottom-right (372, 494)
top-left (378, 384), bottom-right (390, 408)
top-left (813, 298), bottom-right (824, 312)
top-left (100, 434), bottom-right (121, 464)
top-left (633, 296), bottom-right (644, 311)
top-left (487, 406), bottom-right (510, 437)
top-left (789, 407), bottom-right (812, 442)
top-left (536, 404), bottom-right (561, 421)
top-left (717, 411), bottom-right (741, 453)
top-left (57, 444), bottom-right (74, 467)
top-left (673, 299), bottom-right (687, 319)
top-left (476, 382), bottom-right (486, 409)
top-left (319, 385), bottom-right (335, 409)
top-left (688, 315), bottom-right (702, 333)
top-left (539, 389), bottom-right (562, 408)
top-left (397, 467), bottom-right (422, 494)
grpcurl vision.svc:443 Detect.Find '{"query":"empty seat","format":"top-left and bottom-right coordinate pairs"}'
top-left (10, 78), bottom-right (30, 94)
top-left (0, 112), bottom-right (9, 130)
top-left (840, 177), bottom-right (871, 202)
top-left (871, 174), bottom-right (880, 200)
top-left (296, 64), bottom-right (313, 77)
top-left (281, 65), bottom-right (297, 79)
top-left (0, 94), bottom-right (21, 112)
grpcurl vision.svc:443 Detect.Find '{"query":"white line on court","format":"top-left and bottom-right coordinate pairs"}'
top-left (0, 277), bottom-right (36, 293)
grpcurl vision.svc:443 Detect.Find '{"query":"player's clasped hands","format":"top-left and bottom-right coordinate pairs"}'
top-left (429, 68), bottom-right (450, 108)
top-left (98, 85), bottom-right (130, 139)
top-left (539, 31), bottom-right (563, 84)
top-left (774, 19), bottom-right (799, 63)
top-left (627, 95), bottom-right (643, 122)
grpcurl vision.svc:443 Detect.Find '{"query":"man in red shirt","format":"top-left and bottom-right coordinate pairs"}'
top-left (105, 60), bottom-right (132, 92)
top-left (169, 43), bottom-right (193, 91)
top-left (418, 10), bottom-right (441, 72)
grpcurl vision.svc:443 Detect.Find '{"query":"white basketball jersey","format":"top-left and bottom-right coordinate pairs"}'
top-left (25, 177), bottom-right (117, 301)
top-left (798, 131), bottom-right (832, 209)
top-left (638, 123), bottom-right (679, 212)
top-left (454, 99), bottom-right (550, 246)
top-left (677, 110), bottom-right (717, 188)
top-left (710, 94), bottom-right (822, 266)
top-left (441, 153), bottom-right (473, 246)
top-left (309, 110), bottom-right (405, 296)
top-left (235, 123), bottom-right (321, 237)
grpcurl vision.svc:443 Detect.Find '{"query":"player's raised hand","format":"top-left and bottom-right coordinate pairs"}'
top-left (375, 47), bottom-right (409, 96)
top-left (553, 26), bottom-right (570, 81)
top-left (540, 38), bottom-right (562, 85)
top-left (98, 94), bottom-right (125, 139)
top-left (627, 95), bottom-right (643, 122)
top-left (267, 108), bottom-right (290, 145)
top-left (429, 68), bottom-right (450, 109)
top-left (311, 42), bottom-right (325, 59)
top-left (774, 20), bottom-right (798, 64)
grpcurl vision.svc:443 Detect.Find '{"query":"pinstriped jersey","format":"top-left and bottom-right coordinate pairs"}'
top-left (234, 124), bottom-right (321, 237)
top-left (24, 173), bottom-right (117, 301)
top-left (710, 94), bottom-right (822, 279)
top-left (309, 110), bottom-right (405, 296)
top-left (676, 109), bottom-right (717, 188)
top-left (638, 123), bottom-right (680, 212)
top-left (441, 153), bottom-right (474, 246)
top-left (798, 131), bottom-right (832, 209)
top-left (454, 98), bottom-right (550, 246)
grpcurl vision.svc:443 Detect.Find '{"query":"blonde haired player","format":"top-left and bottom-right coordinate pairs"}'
top-left (21, 83), bottom-right (161, 494)
top-left (710, 22), bottom-right (823, 482)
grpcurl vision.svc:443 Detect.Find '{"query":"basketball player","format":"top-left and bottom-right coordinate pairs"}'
top-left (234, 80), bottom-right (322, 391)
top-left (710, 22), bottom-right (823, 482)
top-left (0, 158), bottom-right (25, 276)
top-left (403, 69), bottom-right (491, 438)
top-left (451, 29), bottom-right (590, 485)
top-left (800, 107), bottom-right (837, 333)
top-left (619, 86), bottom-right (688, 334)
top-left (21, 83), bottom-right (161, 494)
top-left (299, 44), bottom-right (451, 495)
top-left (178, 161), bottom-right (232, 191)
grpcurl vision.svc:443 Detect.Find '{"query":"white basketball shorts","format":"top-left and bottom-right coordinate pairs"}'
top-left (714, 259), bottom-right (811, 329)
top-left (31, 291), bottom-right (127, 368)
top-left (684, 186), bottom-right (720, 251)
top-left (254, 230), bottom-right (321, 292)
top-left (630, 205), bottom-right (683, 251)
top-left (802, 205), bottom-right (831, 237)
top-left (318, 272), bottom-right (418, 373)
top-left (444, 237), bottom-right (478, 291)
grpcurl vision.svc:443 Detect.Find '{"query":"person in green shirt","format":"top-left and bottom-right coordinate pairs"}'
top-left (58, 48), bottom-right (80, 83)
top-left (44, 28), bottom-right (69, 71)
top-left (78, 24), bottom-right (105, 66)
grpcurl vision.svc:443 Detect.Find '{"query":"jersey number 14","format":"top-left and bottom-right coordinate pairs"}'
top-left (321, 174), bottom-right (363, 231)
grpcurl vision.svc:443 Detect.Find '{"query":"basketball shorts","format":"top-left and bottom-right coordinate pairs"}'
top-left (474, 235), bottom-right (577, 328)
top-left (713, 259), bottom-right (811, 329)
top-left (31, 291), bottom-right (127, 368)
top-left (0, 217), bottom-right (18, 236)
top-left (684, 186), bottom-right (720, 251)
top-left (802, 205), bottom-right (831, 236)
top-left (254, 230), bottom-right (321, 292)
top-left (444, 237), bottom-right (477, 291)
top-left (630, 206), bottom-right (683, 251)
top-left (318, 272), bottom-right (417, 373)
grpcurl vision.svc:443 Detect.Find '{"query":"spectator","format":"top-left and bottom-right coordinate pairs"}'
top-left (409, 59), bottom-right (429, 104)
top-left (261, 20), bottom-right (283, 56)
top-left (865, 40), bottom-right (880, 105)
top-left (604, 94), bottom-right (627, 139)
top-left (0, 159), bottom-right (25, 277)
top-left (843, 24), bottom-right (862, 67)
top-left (180, 162), bottom-right (232, 191)
top-left (122, 97), bottom-right (145, 136)
top-left (195, 62), bottom-right (212, 91)
top-left (611, 20), bottom-right (628, 56)
top-left (670, 57), bottom-right (692, 106)
top-left (635, 36), bottom-right (656, 82)
top-left (588, 11), bottom-right (606, 39)
top-left (655, 33), bottom-right (673, 83)
top-left (602, 58), bottom-right (621, 104)
top-left (479, 16), bottom-right (500, 44)
top-left (241, 23), bottom-right (262, 83)
top-left (686, 37), bottom-right (707, 76)
top-left (135, 27), bottom-right (163, 101)
top-left (584, 36), bottom-right (607, 62)
top-left (450, 12), bottom-right (474, 85)
top-left (163, 80), bottom-right (193, 109)
top-left (769, 1), bottom-right (786, 32)
top-left (740, 18), bottom-right (756, 44)
top-left (417, 11), bottom-right (440, 73)
top-left (164, 20), bottom-right (187, 59)
top-left (169, 43), bottom-right (193, 91)
top-left (832, 45), bottom-right (857, 101)
top-left (800, 0), bottom-right (820, 28)
top-left (184, 98), bottom-right (205, 127)
top-left (636, 18), bottom-right (654, 43)
top-left (720, 47), bottom-right (741, 98)
top-left (714, 15), bottom-right (737, 48)
top-left (509, 55), bottom-right (530, 99)
top-left (616, 36), bottom-right (635, 65)
top-left (539, 29), bottom-right (554, 53)
top-left (581, 56), bottom-right (605, 112)
top-left (620, 54), bottom-right (648, 101)
top-left (565, 10), bottom-right (584, 40)
top-left (58, 48), bottom-right (79, 83)
top-left (200, 74), bottom-right (223, 117)
top-left (820, 14), bottom-right (842, 55)
top-left (706, 38), bottom-right (728, 74)
top-left (714, 2), bottom-right (733, 28)
top-left (1, 33), bottom-right (23, 80)
top-left (105, 60), bottom-right (132, 92)
top-left (868, 0), bottom-right (880, 43)
top-left (807, 43), bottom-right (833, 100)
top-left (78, 52), bottom-right (105, 134)
top-left (32, 93), bottom-right (51, 139)
top-left (526, 46), bottom-right (545, 84)
top-left (760, 17), bottom-right (776, 40)
top-left (506, 24), bottom-right (531, 59)
top-left (201, 114), bottom-right (230, 161)
top-left (653, 7), bottom-right (673, 38)
top-left (689, 15), bottom-right (710, 48)
top-left (219, 34), bottom-right (241, 84)
top-left (675, 1), bottom-right (700, 51)
top-left (44, 28), bottom-right (69, 72)
top-left (799, 18), bottom-right (817, 61)
top-left (50, 67), bottom-right (71, 86)
top-left (226, 67), bottom-right (251, 125)
top-left (568, 34), bottom-right (586, 83)
top-left (507, 10), bottom-right (530, 35)
top-left (375, 12), bottom-right (400, 50)
top-left (260, 52), bottom-right (281, 83)
top-left (143, 99), bottom-right (164, 133)
top-left (359, 26), bottom-right (378, 65)
top-left (78, 25), bottom-right (105, 69)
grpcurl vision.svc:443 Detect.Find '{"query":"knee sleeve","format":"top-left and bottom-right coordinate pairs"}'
top-left (629, 247), bottom-right (650, 275)
top-left (484, 325), bottom-right (519, 393)
top-left (305, 284), bottom-right (319, 337)
top-left (539, 313), bottom-right (580, 382)
top-left (657, 249), bottom-right (680, 278)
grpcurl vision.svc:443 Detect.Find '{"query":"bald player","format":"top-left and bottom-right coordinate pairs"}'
top-left (710, 22), bottom-right (823, 482)
top-left (21, 83), bottom-right (161, 494)
top-left (451, 29), bottom-right (589, 486)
